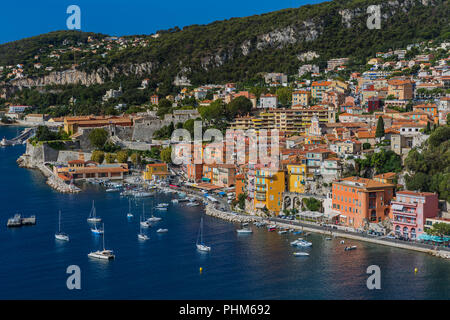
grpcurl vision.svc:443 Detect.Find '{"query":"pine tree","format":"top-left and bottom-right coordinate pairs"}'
top-left (375, 116), bottom-right (385, 138)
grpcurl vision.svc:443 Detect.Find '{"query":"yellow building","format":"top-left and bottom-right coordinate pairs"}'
top-left (254, 168), bottom-right (285, 214)
top-left (142, 163), bottom-right (170, 182)
top-left (292, 90), bottom-right (311, 106)
top-left (286, 164), bottom-right (307, 194)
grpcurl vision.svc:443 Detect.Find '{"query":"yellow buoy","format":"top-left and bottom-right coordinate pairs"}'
top-left (199, 267), bottom-right (203, 273)
top-left (414, 268), bottom-right (418, 273)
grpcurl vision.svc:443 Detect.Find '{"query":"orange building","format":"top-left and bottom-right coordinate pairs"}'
top-left (186, 163), bottom-right (203, 182)
top-left (387, 79), bottom-right (413, 100)
top-left (332, 176), bottom-right (395, 229)
top-left (235, 174), bottom-right (246, 200)
top-left (55, 160), bottom-right (129, 181)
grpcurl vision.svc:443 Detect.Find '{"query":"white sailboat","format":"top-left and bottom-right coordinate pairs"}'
top-left (88, 223), bottom-right (115, 260)
top-left (140, 203), bottom-right (151, 228)
top-left (91, 223), bottom-right (104, 235)
top-left (138, 212), bottom-right (150, 240)
top-left (87, 200), bottom-right (102, 223)
top-left (196, 217), bottom-right (211, 252)
top-left (127, 198), bottom-right (133, 219)
top-left (55, 210), bottom-right (69, 241)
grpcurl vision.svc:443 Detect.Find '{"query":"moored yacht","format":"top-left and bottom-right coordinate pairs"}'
top-left (88, 224), bottom-right (115, 260)
top-left (55, 210), bottom-right (69, 242)
top-left (87, 201), bottom-right (101, 223)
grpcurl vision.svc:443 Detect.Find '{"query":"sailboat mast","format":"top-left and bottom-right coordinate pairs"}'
top-left (103, 223), bottom-right (105, 251)
top-left (200, 217), bottom-right (203, 244)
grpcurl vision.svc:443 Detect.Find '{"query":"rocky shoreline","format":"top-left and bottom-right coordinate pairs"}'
top-left (17, 154), bottom-right (80, 194)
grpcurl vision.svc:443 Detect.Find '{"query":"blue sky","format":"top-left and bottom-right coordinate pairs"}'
top-left (0, 0), bottom-right (325, 44)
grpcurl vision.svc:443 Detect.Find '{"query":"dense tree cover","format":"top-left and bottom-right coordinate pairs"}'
top-left (91, 150), bottom-right (105, 164)
top-left (425, 222), bottom-right (450, 238)
top-left (226, 96), bottom-right (253, 119)
top-left (116, 150), bottom-right (129, 163)
top-left (105, 153), bottom-right (116, 164)
top-left (88, 128), bottom-right (108, 149)
top-left (160, 147), bottom-right (172, 163)
top-left (404, 126), bottom-right (450, 202)
top-left (275, 87), bottom-right (292, 106)
top-left (153, 122), bottom-right (175, 139)
top-left (31, 125), bottom-right (69, 142)
top-left (302, 197), bottom-right (321, 211)
top-left (130, 152), bottom-right (142, 166)
top-left (355, 149), bottom-right (403, 177)
top-left (0, 31), bottom-right (106, 66)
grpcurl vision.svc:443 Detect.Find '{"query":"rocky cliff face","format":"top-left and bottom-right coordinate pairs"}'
top-left (7, 62), bottom-right (155, 89)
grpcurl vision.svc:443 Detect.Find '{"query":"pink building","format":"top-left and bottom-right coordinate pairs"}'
top-left (391, 191), bottom-right (439, 240)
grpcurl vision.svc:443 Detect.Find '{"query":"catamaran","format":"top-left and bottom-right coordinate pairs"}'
top-left (196, 217), bottom-right (211, 252)
top-left (87, 200), bottom-right (102, 223)
top-left (88, 223), bottom-right (115, 260)
top-left (127, 198), bottom-right (133, 218)
top-left (55, 210), bottom-right (69, 241)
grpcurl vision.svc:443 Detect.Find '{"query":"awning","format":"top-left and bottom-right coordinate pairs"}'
top-left (340, 215), bottom-right (347, 218)
top-left (392, 204), bottom-right (403, 210)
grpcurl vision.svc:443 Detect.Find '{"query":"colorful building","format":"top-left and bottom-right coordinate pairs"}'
top-left (55, 159), bottom-right (129, 181)
top-left (311, 81), bottom-right (332, 101)
top-left (331, 176), bottom-right (395, 229)
top-left (286, 163), bottom-right (307, 194)
top-left (253, 167), bottom-right (285, 214)
top-left (142, 163), bottom-right (170, 182)
top-left (292, 90), bottom-right (311, 106)
top-left (387, 79), bottom-right (414, 100)
top-left (391, 191), bottom-right (439, 240)
top-left (235, 174), bottom-right (246, 200)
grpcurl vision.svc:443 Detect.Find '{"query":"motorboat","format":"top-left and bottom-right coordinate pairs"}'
top-left (156, 228), bottom-right (168, 233)
top-left (278, 229), bottom-right (288, 234)
top-left (138, 233), bottom-right (149, 240)
top-left (267, 225), bottom-right (277, 232)
top-left (344, 245), bottom-right (357, 251)
top-left (293, 230), bottom-right (303, 235)
top-left (147, 215), bottom-right (162, 222)
top-left (296, 240), bottom-right (312, 247)
top-left (155, 207), bottom-right (168, 211)
top-left (293, 252), bottom-right (309, 256)
top-left (156, 203), bottom-right (169, 207)
top-left (236, 228), bottom-right (253, 234)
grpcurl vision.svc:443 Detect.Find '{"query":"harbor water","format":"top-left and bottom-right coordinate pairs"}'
top-left (0, 126), bottom-right (449, 299)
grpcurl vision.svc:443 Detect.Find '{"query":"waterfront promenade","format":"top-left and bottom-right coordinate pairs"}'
top-left (203, 203), bottom-right (450, 259)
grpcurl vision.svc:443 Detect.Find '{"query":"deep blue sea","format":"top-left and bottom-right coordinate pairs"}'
top-left (0, 125), bottom-right (449, 300)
